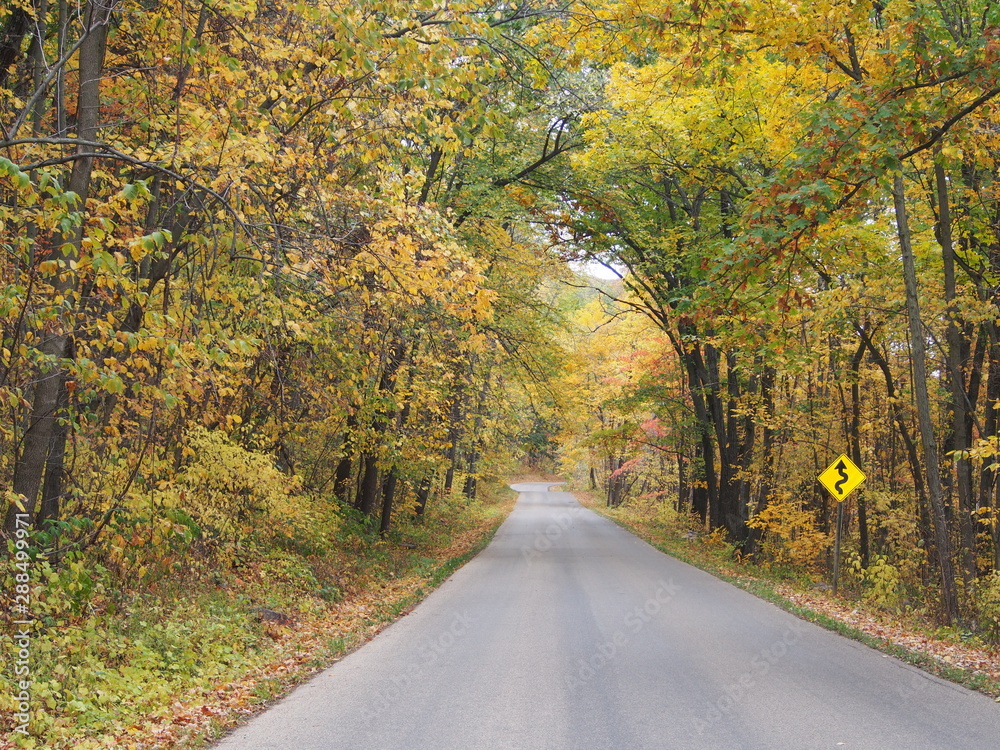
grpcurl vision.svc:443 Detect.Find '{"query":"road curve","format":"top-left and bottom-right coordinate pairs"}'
top-left (213, 482), bottom-right (998, 750)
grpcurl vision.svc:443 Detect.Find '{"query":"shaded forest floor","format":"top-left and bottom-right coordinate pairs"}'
top-left (573, 489), bottom-right (1000, 701)
top-left (2, 481), bottom-right (521, 750)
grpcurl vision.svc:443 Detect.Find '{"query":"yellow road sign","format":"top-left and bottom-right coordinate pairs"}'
top-left (818, 454), bottom-right (866, 502)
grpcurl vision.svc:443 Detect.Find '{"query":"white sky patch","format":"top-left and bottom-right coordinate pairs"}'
top-left (570, 260), bottom-right (626, 280)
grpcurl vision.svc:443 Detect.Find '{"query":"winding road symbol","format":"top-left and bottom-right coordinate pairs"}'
top-left (818, 454), bottom-right (867, 501)
top-left (833, 460), bottom-right (850, 496)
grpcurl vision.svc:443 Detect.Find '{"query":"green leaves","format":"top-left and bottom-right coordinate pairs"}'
top-left (0, 156), bottom-right (30, 189)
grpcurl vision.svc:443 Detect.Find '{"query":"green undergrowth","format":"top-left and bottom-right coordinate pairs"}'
top-left (575, 489), bottom-right (1000, 701)
top-left (2, 480), bottom-right (517, 749)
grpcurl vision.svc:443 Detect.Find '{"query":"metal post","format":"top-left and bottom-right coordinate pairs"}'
top-left (832, 500), bottom-right (844, 595)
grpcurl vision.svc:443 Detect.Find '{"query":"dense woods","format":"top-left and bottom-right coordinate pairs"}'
top-left (4, 0), bottom-right (1000, 745)
top-left (551, 0), bottom-right (1000, 631)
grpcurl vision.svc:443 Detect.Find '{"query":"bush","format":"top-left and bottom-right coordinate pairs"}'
top-left (974, 571), bottom-right (1000, 643)
top-left (746, 496), bottom-right (831, 570)
top-left (168, 426), bottom-right (302, 563)
top-left (846, 552), bottom-right (903, 610)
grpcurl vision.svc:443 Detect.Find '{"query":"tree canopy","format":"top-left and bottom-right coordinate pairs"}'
top-left (4, 0), bottom-right (1000, 743)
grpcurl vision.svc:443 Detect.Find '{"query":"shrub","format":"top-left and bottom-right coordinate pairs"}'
top-left (974, 571), bottom-right (1000, 643)
top-left (846, 552), bottom-right (904, 610)
top-left (746, 496), bottom-right (831, 570)
top-left (168, 426), bottom-right (302, 563)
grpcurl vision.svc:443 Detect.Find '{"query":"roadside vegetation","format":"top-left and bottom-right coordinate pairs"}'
top-left (1, 477), bottom-right (517, 750)
top-left (4, 1), bottom-right (1000, 744)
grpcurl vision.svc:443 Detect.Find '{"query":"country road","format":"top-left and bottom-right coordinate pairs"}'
top-left (213, 482), bottom-right (999, 750)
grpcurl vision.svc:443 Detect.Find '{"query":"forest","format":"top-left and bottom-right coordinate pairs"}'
top-left (2, 0), bottom-right (1000, 746)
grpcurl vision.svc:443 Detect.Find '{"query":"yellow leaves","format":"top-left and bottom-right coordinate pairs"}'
top-left (37, 259), bottom-right (61, 275)
top-left (128, 229), bottom-right (172, 262)
top-left (747, 495), bottom-right (832, 570)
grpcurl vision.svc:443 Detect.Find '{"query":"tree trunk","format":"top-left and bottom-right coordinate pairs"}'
top-left (379, 470), bottom-right (401, 534)
top-left (5, 0), bottom-right (113, 535)
top-left (379, 399), bottom-right (412, 533)
top-left (414, 475), bottom-right (433, 518)
top-left (333, 414), bottom-right (358, 503)
top-left (357, 338), bottom-right (407, 519)
top-left (848, 336), bottom-right (870, 567)
top-left (356, 454), bottom-right (379, 516)
top-left (675, 337), bottom-right (716, 525)
top-left (0, 2), bottom-right (33, 91)
top-left (462, 376), bottom-right (490, 500)
top-left (607, 455), bottom-right (624, 507)
top-left (981, 328), bottom-right (1000, 571)
top-left (936, 161), bottom-right (977, 583)
top-left (443, 384), bottom-right (466, 494)
top-left (893, 171), bottom-right (960, 623)
top-left (7, 336), bottom-right (70, 532)
top-left (37, 375), bottom-right (70, 528)
top-left (745, 364), bottom-right (777, 558)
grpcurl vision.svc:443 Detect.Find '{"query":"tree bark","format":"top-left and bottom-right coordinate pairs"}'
top-left (935, 161), bottom-right (977, 583)
top-left (357, 338), bottom-right (407, 518)
top-left (0, 2), bottom-right (33, 91)
top-left (379, 399), bottom-right (412, 533)
top-left (334, 414), bottom-right (358, 503)
top-left (893, 171), bottom-right (960, 623)
top-left (414, 475), bottom-right (432, 518)
top-left (443, 378), bottom-right (467, 494)
top-left (848, 336), bottom-right (870, 567)
top-left (5, 0), bottom-right (113, 535)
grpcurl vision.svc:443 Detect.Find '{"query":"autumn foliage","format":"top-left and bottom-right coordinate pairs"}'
top-left (4, 0), bottom-right (1000, 745)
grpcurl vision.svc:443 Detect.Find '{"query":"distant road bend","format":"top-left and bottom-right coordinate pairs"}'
top-left (214, 482), bottom-right (999, 750)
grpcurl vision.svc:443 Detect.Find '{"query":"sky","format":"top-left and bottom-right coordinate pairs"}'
top-left (570, 260), bottom-right (626, 280)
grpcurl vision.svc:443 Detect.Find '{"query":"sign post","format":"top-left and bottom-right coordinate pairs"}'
top-left (818, 454), bottom-right (867, 595)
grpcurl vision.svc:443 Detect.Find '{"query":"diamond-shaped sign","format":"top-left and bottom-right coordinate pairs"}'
top-left (818, 454), bottom-right (866, 502)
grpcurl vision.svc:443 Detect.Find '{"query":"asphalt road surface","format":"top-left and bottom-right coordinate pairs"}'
top-left (213, 482), bottom-right (999, 750)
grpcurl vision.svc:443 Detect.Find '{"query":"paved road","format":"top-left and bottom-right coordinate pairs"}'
top-left (214, 483), bottom-right (999, 749)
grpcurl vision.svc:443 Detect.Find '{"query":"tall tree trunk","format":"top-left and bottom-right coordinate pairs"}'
top-left (334, 414), bottom-right (358, 503)
top-left (0, 2), bottom-right (33, 91)
top-left (462, 376), bottom-right (490, 500)
top-left (5, 0), bottom-right (113, 535)
top-left (607, 454), bottom-right (624, 507)
top-left (857, 326), bottom-right (928, 513)
top-left (379, 471), bottom-right (401, 535)
top-left (37, 376), bottom-right (70, 528)
top-left (848, 336), bottom-right (870, 567)
top-left (981, 328), bottom-right (1000, 571)
top-left (356, 454), bottom-right (379, 516)
top-left (676, 452), bottom-right (687, 514)
top-left (676, 337), bottom-right (716, 526)
top-left (936, 161), bottom-right (977, 583)
top-left (379, 399), bottom-right (412, 534)
top-left (443, 380), bottom-right (467, 494)
top-left (893, 171), bottom-right (960, 623)
top-left (357, 338), bottom-right (407, 518)
top-left (414, 475), bottom-right (433, 519)
top-left (745, 364), bottom-right (777, 557)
